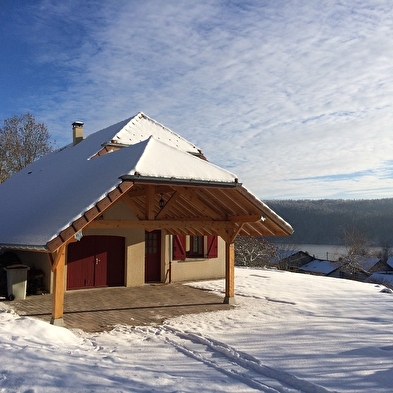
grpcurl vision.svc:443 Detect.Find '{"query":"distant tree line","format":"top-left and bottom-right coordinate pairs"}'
top-left (265, 199), bottom-right (393, 247)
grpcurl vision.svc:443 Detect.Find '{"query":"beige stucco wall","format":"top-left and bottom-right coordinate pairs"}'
top-left (163, 235), bottom-right (226, 283)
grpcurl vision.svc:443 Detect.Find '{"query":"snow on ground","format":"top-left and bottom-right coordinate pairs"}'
top-left (1, 268), bottom-right (393, 392)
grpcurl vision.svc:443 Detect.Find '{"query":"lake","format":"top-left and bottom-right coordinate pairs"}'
top-left (278, 244), bottom-right (385, 261)
top-left (294, 244), bottom-right (346, 260)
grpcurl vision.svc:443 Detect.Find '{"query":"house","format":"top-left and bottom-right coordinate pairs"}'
top-left (299, 259), bottom-right (346, 277)
top-left (271, 250), bottom-right (314, 271)
top-left (0, 112), bottom-right (293, 326)
top-left (338, 256), bottom-right (387, 281)
top-left (300, 256), bottom-right (391, 281)
top-left (387, 256), bottom-right (393, 270)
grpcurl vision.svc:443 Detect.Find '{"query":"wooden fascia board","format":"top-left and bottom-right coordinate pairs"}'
top-left (46, 181), bottom-right (135, 252)
top-left (235, 187), bottom-right (293, 236)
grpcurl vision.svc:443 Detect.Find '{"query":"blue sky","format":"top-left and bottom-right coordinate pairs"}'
top-left (1, 0), bottom-right (393, 200)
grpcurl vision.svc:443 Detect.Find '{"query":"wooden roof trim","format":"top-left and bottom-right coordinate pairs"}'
top-left (235, 187), bottom-right (293, 236)
top-left (46, 181), bottom-right (135, 252)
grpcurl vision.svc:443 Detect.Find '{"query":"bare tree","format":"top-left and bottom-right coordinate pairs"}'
top-left (0, 113), bottom-right (53, 183)
top-left (340, 227), bottom-right (374, 275)
top-left (235, 236), bottom-right (276, 267)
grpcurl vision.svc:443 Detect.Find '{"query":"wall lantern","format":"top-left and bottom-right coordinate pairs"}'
top-left (159, 193), bottom-right (165, 208)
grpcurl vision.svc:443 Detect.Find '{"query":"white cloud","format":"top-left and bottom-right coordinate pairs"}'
top-left (3, 0), bottom-right (393, 199)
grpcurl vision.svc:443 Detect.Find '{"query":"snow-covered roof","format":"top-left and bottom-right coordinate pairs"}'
top-left (368, 272), bottom-right (393, 286)
top-left (357, 257), bottom-right (381, 271)
top-left (73, 112), bottom-right (202, 158)
top-left (300, 259), bottom-right (345, 275)
top-left (270, 249), bottom-right (303, 263)
top-left (0, 112), bottom-right (294, 251)
top-left (110, 113), bottom-right (202, 155)
top-left (0, 113), bottom-right (239, 250)
top-left (0, 111), bottom-right (294, 251)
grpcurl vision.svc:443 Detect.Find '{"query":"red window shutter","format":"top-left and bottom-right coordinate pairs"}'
top-left (206, 235), bottom-right (218, 258)
top-left (173, 235), bottom-right (186, 260)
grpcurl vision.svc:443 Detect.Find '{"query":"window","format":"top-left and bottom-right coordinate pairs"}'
top-left (173, 235), bottom-right (218, 260)
top-left (186, 235), bottom-right (204, 257)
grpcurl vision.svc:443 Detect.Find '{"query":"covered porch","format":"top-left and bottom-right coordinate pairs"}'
top-left (47, 178), bottom-right (292, 327)
top-left (7, 283), bottom-right (232, 332)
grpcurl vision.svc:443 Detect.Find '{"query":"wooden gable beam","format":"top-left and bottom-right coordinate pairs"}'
top-left (121, 193), bottom-right (145, 219)
top-left (155, 190), bottom-right (181, 219)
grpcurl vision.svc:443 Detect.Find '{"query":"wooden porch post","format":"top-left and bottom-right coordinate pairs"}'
top-left (50, 244), bottom-right (66, 326)
top-left (219, 224), bottom-right (242, 305)
top-left (224, 241), bottom-right (236, 304)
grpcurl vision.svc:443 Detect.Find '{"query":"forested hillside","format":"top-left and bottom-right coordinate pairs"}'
top-left (265, 199), bottom-right (393, 246)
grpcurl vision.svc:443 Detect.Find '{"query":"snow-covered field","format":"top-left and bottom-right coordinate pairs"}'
top-left (1, 268), bottom-right (393, 392)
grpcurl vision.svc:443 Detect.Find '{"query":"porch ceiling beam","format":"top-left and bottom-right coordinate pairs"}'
top-left (177, 187), bottom-right (222, 219)
top-left (127, 185), bottom-right (175, 197)
top-left (88, 218), bottom-right (259, 231)
top-left (145, 185), bottom-right (155, 220)
top-left (216, 223), bottom-right (243, 244)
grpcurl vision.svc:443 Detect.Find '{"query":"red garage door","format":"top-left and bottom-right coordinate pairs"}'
top-left (67, 235), bottom-right (125, 290)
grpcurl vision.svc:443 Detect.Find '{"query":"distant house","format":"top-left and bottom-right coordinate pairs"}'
top-left (339, 257), bottom-right (388, 281)
top-left (272, 250), bottom-right (314, 271)
top-left (357, 257), bottom-right (386, 273)
top-left (299, 259), bottom-right (345, 277)
top-left (385, 257), bottom-right (393, 270)
top-left (367, 272), bottom-right (393, 288)
top-left (367, 255), bottom-right (393, 286)
top-left (0, 112), bottom-right (293, 326)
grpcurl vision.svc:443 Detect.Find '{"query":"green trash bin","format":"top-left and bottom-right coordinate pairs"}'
top-left (4, 264), bottom-right (30, 301)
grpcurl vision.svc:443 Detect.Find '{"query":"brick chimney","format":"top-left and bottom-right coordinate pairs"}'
top-left (72, 121), bottom-right (84, 146)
